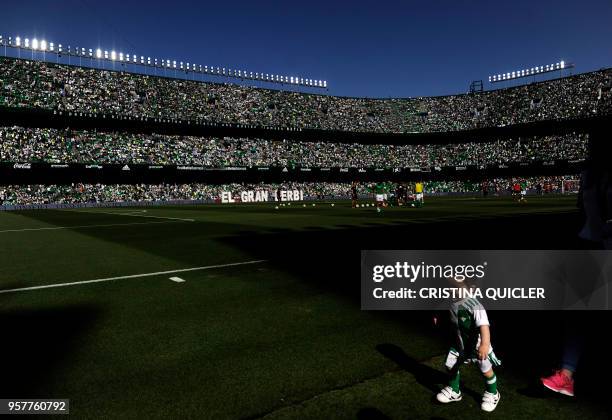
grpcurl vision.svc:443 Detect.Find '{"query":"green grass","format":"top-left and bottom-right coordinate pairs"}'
top-left (0, 195), bottom-right (604, 419)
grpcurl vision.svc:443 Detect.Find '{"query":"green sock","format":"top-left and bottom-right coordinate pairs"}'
top-left (449, 370), bottom-right (460, 393)
top-left (485, 372), bottom-right (497, 393)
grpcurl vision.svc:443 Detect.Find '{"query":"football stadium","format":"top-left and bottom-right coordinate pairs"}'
top-left (1, 2), bottom-right (612, 419)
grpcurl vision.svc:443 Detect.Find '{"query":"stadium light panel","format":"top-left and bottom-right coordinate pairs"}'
top-left (15, 36), bottom-right (21, 47)
top-left (560, 60), bottom-right (565, 69)
top-left (41, 40), bottom-right (47, 51)
top-left (111, 50), bottom-right (116, 60)
top-left (24, 38), bottom-right (30, 48)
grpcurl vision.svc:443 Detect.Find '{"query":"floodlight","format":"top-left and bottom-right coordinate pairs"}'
top-left (32, 38), bottom-right (39, 49)
top-left (15, 36), bottom-right (21, 47)
top-left (560, 60), bottom-right (565, 69)
top-left (41, 40), bottom-right (47, 51)
top-left (25, 38), bottom-right (30, 48)
top-left (111, 50), bottom-right (116, 60)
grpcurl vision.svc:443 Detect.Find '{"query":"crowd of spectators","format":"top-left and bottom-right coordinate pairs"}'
top-left (0, 126), bottom-right (588, 168)
top-left (1, 57), bottom-right (611, 133)
top-left (0, 177), bottom-right (577, 206)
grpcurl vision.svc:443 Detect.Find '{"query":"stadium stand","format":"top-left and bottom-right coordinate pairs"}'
top-left (0, 127), bottom-right (588, 168)
top-left (0, 56), bottom-right (607, 208)
top-left (0, 178), bottom-right (577, 207)
top-left (1, 57), bottom-right (611, 133)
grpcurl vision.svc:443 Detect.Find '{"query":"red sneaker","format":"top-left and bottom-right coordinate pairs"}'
top-left (541, 370), bottom-right (575, 396)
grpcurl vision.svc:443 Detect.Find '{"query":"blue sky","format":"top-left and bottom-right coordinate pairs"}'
top-left (3, 0), bottom-right (611, 97)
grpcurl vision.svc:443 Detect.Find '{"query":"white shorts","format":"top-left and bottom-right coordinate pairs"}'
top-left (376, 194), bottom-right (384, 202)
top-left (445, 347), bottom-right (501, 373)
top-left (416, 193), bottom-right (424, 201)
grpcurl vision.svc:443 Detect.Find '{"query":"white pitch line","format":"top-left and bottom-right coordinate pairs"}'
top-left (0, 260), bottom-right (267, 294)
top-left (0, 220), bottom-right (183, 234)
top-left (169, 277), bottom-right (186, 283)
top-left (61, 209), bottom-right (195, 222)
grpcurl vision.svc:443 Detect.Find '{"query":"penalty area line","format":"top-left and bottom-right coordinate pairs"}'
top-left (60, 209), bottom-right (195, 222)
top-left (0, 260), bottom-right (267, 295)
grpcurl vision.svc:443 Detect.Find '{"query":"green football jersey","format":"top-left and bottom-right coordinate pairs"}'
top-left (450, 297), bottom-right (489, 352)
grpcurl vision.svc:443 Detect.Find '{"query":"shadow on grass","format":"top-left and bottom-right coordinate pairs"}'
top-left (376, 343), bottom-right (481, 404)
top-left (0, 305), bottom-right (102, 397)
top-left (356, 407), bottom-right (392, 420)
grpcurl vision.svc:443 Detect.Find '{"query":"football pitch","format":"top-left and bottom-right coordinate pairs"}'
top-left (0, 195), bottom-right (607, 419)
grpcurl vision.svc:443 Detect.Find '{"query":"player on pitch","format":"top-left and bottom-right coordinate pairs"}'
top-left (415, 181), bottom-right (424, 207)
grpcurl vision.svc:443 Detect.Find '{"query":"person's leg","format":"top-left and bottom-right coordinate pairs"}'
top-left (437, 348), bottom-right (463, 403)
top-left (480, 357), bottom-right (501, 412)
top-left (541, 315), bottom-right (581, 396)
